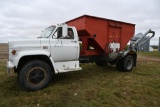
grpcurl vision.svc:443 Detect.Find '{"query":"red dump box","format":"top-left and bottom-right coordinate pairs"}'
top-left (66, 15), bottom-right (135, 56)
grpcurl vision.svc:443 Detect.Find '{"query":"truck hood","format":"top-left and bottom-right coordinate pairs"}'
top-left (8, 39), bottom-right (41, 49)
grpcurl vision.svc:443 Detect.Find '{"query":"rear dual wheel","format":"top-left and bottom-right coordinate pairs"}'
top-left (18, 60), bottom-right (52, 91)
top-left (95, 60), bottom-right (107, 66)
top-left (116, 55), bottom-right (134, 72)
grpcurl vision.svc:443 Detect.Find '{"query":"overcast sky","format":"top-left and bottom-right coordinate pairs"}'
top-left (0, 0), bottom-right (160, 45)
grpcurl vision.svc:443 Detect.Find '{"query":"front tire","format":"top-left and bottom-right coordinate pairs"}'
top-left (18, 60), bottom-right (52, 91)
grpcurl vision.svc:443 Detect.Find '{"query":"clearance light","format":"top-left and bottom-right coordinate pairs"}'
top-left (11, 50), bottom-right (16, 55)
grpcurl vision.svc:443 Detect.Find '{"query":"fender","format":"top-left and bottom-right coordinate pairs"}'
top-left (13, 50), bottom-right (57, 73)
top-left (49, 56), bottom-right (58, 74)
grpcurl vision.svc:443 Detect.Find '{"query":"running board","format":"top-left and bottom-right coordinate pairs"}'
top-left (54, 60), bottom-right (82, 73)
top-left (57, 67), bottom-right (82, 73)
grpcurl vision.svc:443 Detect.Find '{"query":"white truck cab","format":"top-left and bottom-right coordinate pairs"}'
top-left (7, 24), bottom-right (82, 91)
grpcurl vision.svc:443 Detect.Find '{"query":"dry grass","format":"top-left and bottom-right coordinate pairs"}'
top-left (0, 43), bottom-right (8, 59)
top-left (138, 51), bottom-right (160, 58)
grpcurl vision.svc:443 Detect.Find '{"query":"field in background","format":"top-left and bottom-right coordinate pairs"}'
top-left (0, 44), bottom-right (160, 107)
top-left (0, 43), bottom-right (8, 60)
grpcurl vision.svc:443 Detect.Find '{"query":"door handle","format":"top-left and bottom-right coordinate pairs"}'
top-left (71, 40), bottom-right (77, 42)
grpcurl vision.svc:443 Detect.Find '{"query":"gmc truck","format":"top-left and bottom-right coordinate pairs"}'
top-left (6, 15), bottom-right (154, 91)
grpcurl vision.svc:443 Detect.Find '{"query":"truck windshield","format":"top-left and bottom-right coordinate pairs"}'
top-left (38, 26), bottom-right (56, 38)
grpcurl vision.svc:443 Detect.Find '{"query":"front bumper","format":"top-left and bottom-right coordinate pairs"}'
top-left (6, 61), bottom-right (15, 76)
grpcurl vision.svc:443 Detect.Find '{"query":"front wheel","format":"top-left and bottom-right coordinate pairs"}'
top-left (18, 60), bottom-right (53, 91)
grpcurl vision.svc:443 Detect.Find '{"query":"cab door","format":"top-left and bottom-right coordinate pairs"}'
top-left (50, 26), bottom-right (79, 62)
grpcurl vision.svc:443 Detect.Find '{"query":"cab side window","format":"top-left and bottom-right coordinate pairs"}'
top-left (67, 28), bottom-right (74, 39)
top-left (53, 27), bottom-right (62, 38)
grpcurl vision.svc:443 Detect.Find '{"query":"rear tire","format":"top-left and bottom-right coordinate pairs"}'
top-left (95, 60), bottom-right (107, 66)
top-left (123, 55), bottom-right (134, 72)
top-left (116, 59), bottom-right (124, 71)
top-left (18, 60), bottom-right (52, 91)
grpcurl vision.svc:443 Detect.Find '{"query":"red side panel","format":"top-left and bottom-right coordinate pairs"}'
top-left (66, 15), bottom-right (135, 56)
